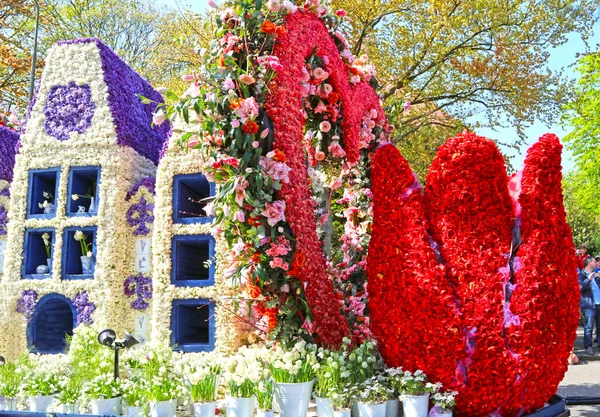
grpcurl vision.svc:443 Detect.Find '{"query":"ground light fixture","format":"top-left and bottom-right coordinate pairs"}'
top-left (0, 355), bottom-right (5, 365)
top-left (97, 329), bottom-right (139, 380)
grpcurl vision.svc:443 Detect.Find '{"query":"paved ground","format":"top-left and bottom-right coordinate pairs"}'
top-left (558, 326), bottom-right (600, 417)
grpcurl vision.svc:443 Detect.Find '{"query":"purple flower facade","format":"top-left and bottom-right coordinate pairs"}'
top-left (124, 273), bottom-right (153, 310)
top-left (16, 290), bottom-right (38, 320)
top-left (72, 291), bottom-right (96, 325)
top-left (56, 39), bottom-right (170, 164)
top-left (126, 177), bottom-right (156, 201)
top-left (126, 177), bottom-right (156, 236)
top-left (0, 125), bottom-right (20, 182)
top-left (44, 82), bottom-right (96, 140)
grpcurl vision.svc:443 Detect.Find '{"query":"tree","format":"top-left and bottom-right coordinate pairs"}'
top-left (331, 0), bottom-right (598, 176)
top-left (563, 172), bottom-right (600, 255)
top-left (0, 0), bottom-right (48, 112)
top-left (44, 0), bottom-right (174, 77)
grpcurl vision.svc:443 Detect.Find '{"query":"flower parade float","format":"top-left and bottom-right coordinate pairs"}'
top-left (0, 1), bottom-right (578, 417)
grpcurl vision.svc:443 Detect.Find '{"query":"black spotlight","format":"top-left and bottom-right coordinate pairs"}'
top-left (0, 356), bottom-right (5, 365)
top-left (97, 329), bottom-right (140, 380)
top-left (97, 329), bottom-right (117, 347)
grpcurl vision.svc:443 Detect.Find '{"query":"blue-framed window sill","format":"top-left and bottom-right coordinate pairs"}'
top-left (170, 234), bottom-right (216, 288)
top-left (62, 273), bottom-right (94, 280)
top-left (22, 273), bottom-right (52, 280)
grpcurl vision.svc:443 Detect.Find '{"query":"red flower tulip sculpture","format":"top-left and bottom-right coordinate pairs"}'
top-left (368, 132), bottom-right (579, 417)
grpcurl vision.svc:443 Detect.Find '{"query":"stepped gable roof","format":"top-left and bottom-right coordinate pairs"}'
top-left (0, 126), bottom-right (20, 182)
top-left (56, 38), bottom-right (170, 164)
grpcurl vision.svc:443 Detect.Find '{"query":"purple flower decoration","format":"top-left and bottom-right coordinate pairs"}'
top-left (72, 291), bottom-right (96, 325)
top-left (0, 126), bottom-right (20, 182)
top-left (16, 290), bottom-right (38, 320)
top-left (126, 177), bottom-right (156, 201)
top-left (44, 81), bottom-right (95, 140)
top-left (126, 178), bottom-right (156, 236)
top-left (127, 196), bottom-right (154, 236)
top-left (0, 204), bottom-right (8, 235)
top-left (124, 274), bottom-right (153, 310)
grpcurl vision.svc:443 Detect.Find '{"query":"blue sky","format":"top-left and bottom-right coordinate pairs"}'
top-left (160, 0), bottom-right (598, 172)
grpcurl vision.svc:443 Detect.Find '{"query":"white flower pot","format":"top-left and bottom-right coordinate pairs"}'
top-left (59, 403), bottom-right (80, 414)
top-left (257, 410), bottom-right (274, 417)
top-left (439, 412), bottom-right (452, 417)
top-left (29, 394), bottom-right (55, 412)
top-left (151, 400), bottom-right (177, 417)
top-left (91, 397), bottom-right (121, 415)
top-left (385, 399), bottom-right (399, 417)
top-left (401, 394), bottom-right (430, 417)
top-left (81, 255), bottom-right (93, 274)
top-left (194, 402), bottom-right (216, 417)
top-left (225, 396), bottom-right (255, 417)
top-left (128, 405), bottom-right (146, 417)
top-left (273, 380), bottom-right (314, 417)
top-left (315, 397), bottom-right (333, 417)
top-left (334, 411), bottom-right (351, 417)
top-left (357, 402), bottom-right (386, 417)
top-left (3, 397), bottom-right (17, 411)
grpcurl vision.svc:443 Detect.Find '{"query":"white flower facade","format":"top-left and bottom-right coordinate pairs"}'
top-left (0, 39), bottom-right (232, 359)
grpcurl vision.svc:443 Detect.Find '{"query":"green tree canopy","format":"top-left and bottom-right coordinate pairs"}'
top-left (332, 0), bottom-right (598, 178)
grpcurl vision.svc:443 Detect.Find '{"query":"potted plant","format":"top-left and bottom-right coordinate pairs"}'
top-left (392, 369), bottom-right (437, 417)
top-left (121, 377), bottom-right (148, 417)
top-left (331, 386), bottom-right (356, 417)
top-left (430, 390), bottom-right (457, 417)
top-left (189, 368), bottom-right (219, 417)
top-left (269, 340), bottom-right (317, 417)
top-left (74, 230), bottom-right (93, 274)
top-left (356, 374), bottom-right (393, 417)
top-left (55, 375), bottom-right (84, 413)
top-left (84, 373), bottom-right (122, 416)
top-left (226, 378), bottom-right (255, 417)
top-left (0, 356), bottom-right (28, 411)
top-left (313, 344), bottom-right (351, 417)
top-left (139, 347), bottom-right (184, 417)
top-left (255, 377), bottom-right (274, 417)
top-left (22, 370), bottom-right (60, 412)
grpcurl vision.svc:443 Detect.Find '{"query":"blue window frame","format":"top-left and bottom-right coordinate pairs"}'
top-left (27, 293), bottom-right (76, 354)
top-left (170, 299), bottom-right (215, 352)
top-left (62, 226), bottom-right (97, 280)
top-left (172, 173), bottom-right (215, 224)
top-left (27, 168), bottom-right (60, 219)
top-left (22, 228), bottom-right (55, 279)
top-left (171, 234), bottom-right (215, 287)
top-left (67, 166), bottom-right (101, 216)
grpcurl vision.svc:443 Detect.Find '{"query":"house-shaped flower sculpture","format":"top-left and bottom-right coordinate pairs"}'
top-left (0, 39), bottom-right (174, 356)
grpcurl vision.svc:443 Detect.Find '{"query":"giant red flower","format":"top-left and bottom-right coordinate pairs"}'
top-left (368, 132), bottom-right (579, 417)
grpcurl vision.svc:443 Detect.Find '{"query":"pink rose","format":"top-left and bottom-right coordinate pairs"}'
top-left (223, 77), bottom-right (235, 90)
top-left (231, 119), bottom-right (240, 128)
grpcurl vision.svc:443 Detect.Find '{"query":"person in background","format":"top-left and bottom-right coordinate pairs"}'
top-left (578, 257), bottom-right (600, 355)
top-left (576, 245), bottom-right (589, 272)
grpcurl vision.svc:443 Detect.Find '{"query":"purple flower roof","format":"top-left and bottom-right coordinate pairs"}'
top-left (55, 38), bottom-right (170, 164)
top-left (0, 125), bottom-right (20, 182)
